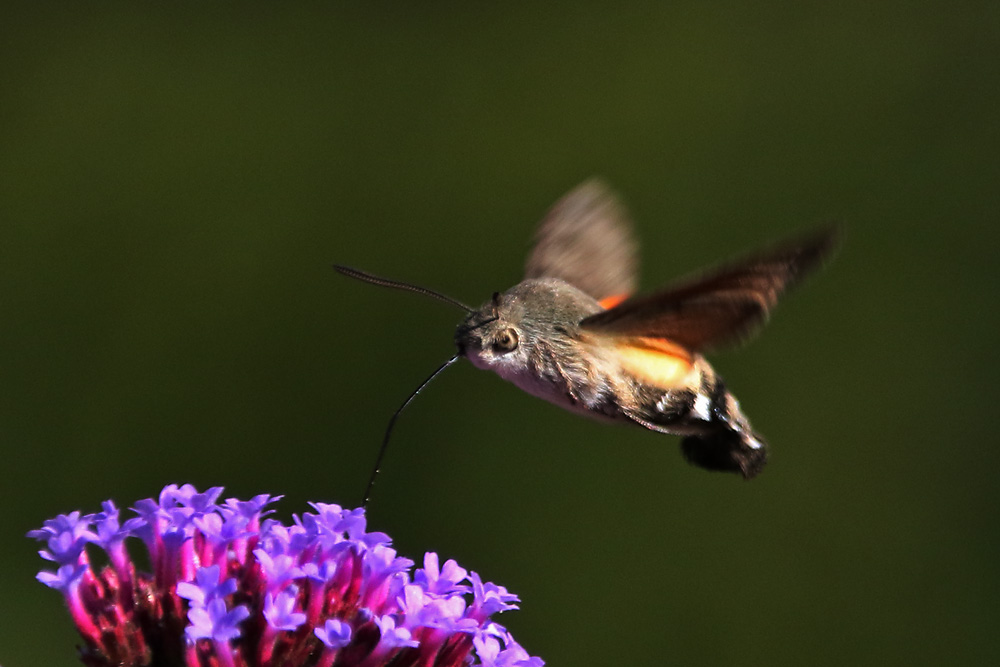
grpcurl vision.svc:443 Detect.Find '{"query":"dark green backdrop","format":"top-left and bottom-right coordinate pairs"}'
top-left (2, 3), bottom-right (997, 665)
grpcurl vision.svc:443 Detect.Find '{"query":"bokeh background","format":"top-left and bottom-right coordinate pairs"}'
top-left (1, 3), bottom-right (997, 665)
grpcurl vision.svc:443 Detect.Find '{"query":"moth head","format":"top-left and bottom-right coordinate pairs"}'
top-left (454, 291), bottom-right (529, 370)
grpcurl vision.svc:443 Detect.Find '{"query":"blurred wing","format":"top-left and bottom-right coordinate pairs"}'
top-left (524, 179), bottom-right (638, 304)
top-left (580, 226), bottom-right (839, 352)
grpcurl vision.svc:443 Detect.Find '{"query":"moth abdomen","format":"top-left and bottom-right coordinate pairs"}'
top-left (629, 370), bottom-right (769, 478)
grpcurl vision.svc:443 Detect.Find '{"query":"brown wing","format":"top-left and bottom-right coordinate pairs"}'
top-left (524, 179), bottom-right (638, 303)
top-left (579, 226), bottom-right (839, 352)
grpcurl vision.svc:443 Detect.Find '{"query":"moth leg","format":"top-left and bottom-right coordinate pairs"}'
top-left (622, 408), bottom-right (678, 434)
top-left (651, 388), bottom-right (698, 422)
top-left (529, 344), bottom-right (582, 405)
top-left (551, 356), bottom-right (581, 405)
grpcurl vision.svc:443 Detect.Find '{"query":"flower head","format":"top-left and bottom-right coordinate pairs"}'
top-left (32, 484), bottom-right (542, 667)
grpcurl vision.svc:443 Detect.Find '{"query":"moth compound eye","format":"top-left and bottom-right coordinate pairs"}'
top-left (492, 328), bottom-right (519, 353)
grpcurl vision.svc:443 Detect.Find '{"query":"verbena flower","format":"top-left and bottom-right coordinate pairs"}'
top-left (30, 484), bottom-right (542, 667)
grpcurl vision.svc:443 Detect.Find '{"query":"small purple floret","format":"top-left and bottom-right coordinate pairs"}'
top-left (177, 565), bottom-right (238, 606)
top-left (415, 552), bottom-right (470, 596)
top-left (28, 511), bottom-right (96, 565)
top-left (474, 633), bottom-right (545, 667)
top-left (373, 614), bottom-right (420, 649)
top-left (187, 598), bottom-right (251, 642)
top-left (37, 563), bottom-right (88, 592)
top-left (315, 618), bottom-right (352, 648)
top-left (263, 589), bottom-right (307, 631)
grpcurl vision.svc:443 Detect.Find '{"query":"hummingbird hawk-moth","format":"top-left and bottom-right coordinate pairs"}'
top-left (337, 180), bottom-right (837, 505)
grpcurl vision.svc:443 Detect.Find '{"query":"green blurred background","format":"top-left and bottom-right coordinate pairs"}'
top-left (1, 3), bottom-right (997, 665)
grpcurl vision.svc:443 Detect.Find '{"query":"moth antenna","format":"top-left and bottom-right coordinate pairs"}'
top-left (334, 265), bottom-right (472, 313)
top-left (468, 315), bottom-right (500, 331)
top-left (361, 355), bottom-right (461, 508)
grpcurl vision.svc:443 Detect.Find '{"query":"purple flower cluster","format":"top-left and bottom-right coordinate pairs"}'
top-left (30, 484), bottom-right (542, 667)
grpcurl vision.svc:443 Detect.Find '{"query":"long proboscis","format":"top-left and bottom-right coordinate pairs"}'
top-left (334, 265), bottom-right (472, 313)
top-left (361, 355), bottom-right (461, 508)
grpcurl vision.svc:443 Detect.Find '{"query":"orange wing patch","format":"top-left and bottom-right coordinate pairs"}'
top-left (598, 293), bottom-right (630, 310)
top-left (612, 336), bottom-right (697, 389)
